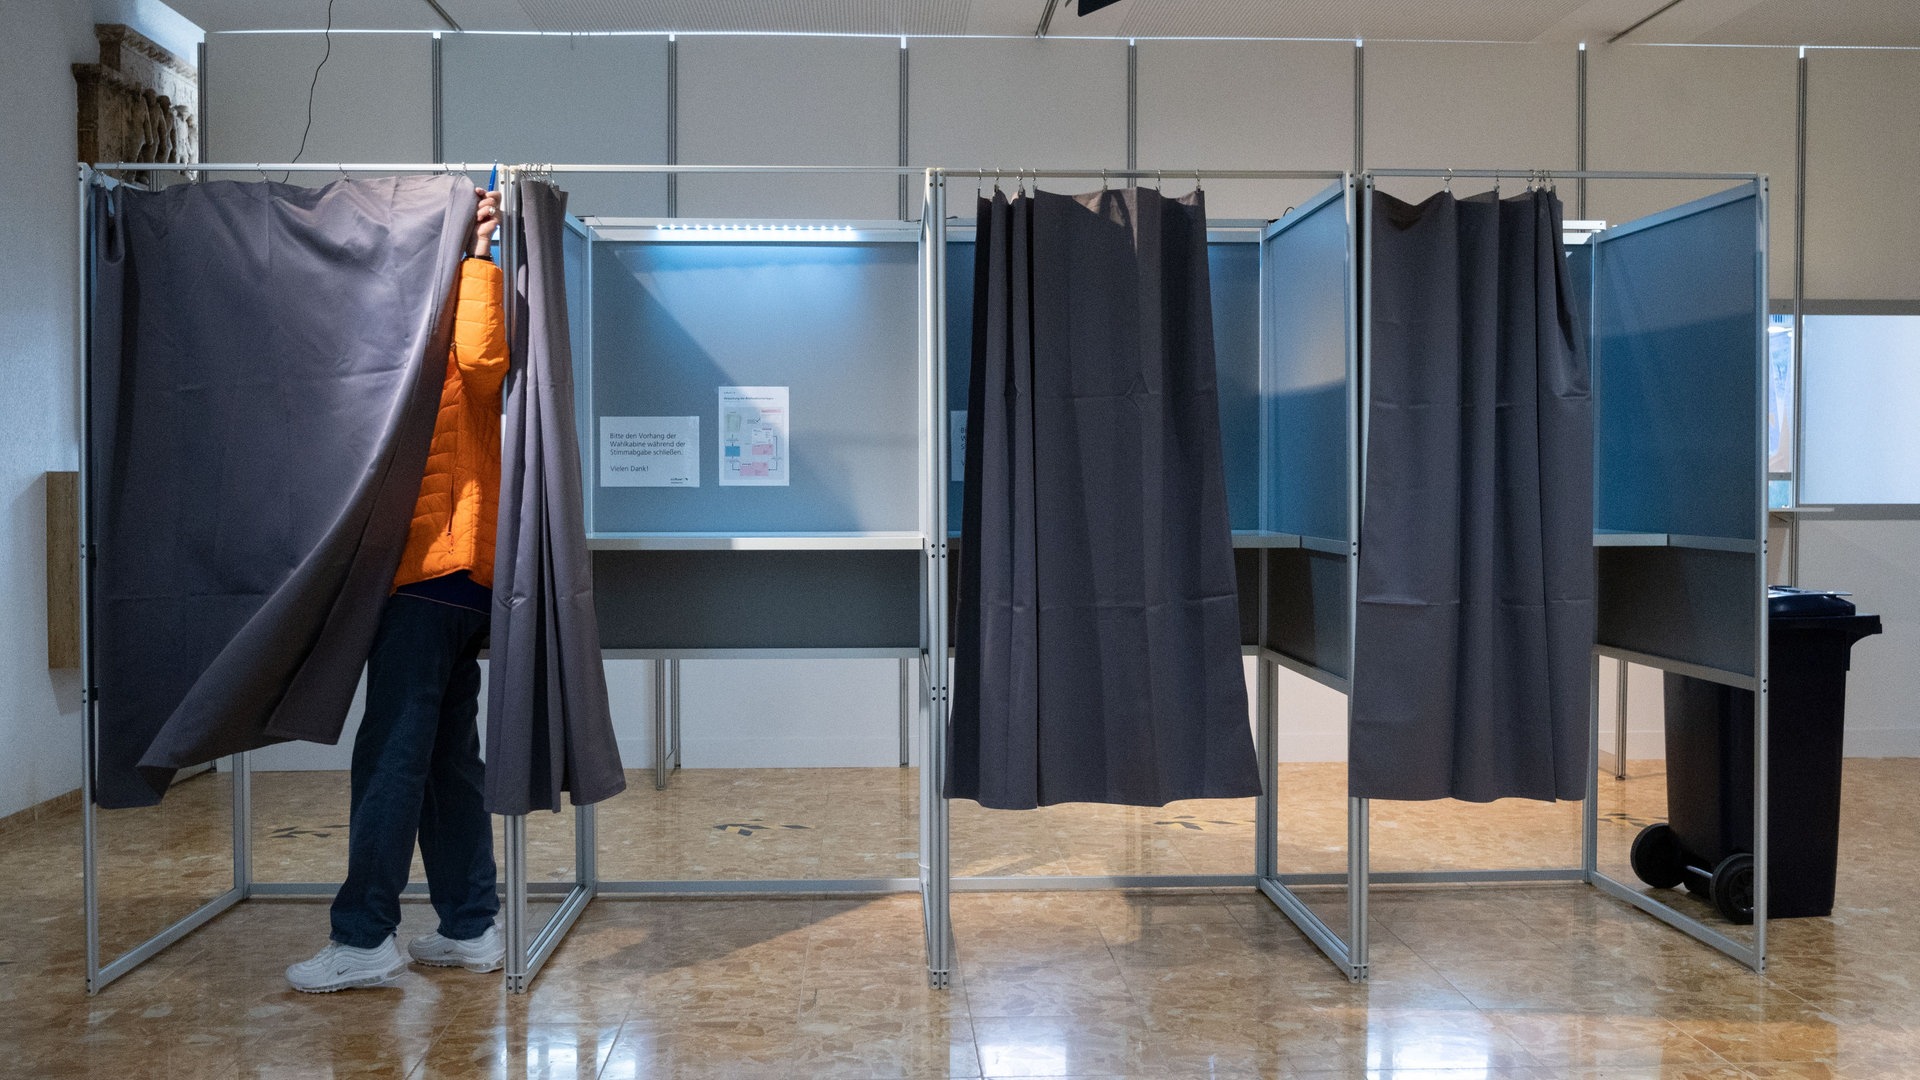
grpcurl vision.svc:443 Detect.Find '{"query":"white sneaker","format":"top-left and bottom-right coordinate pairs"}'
top-left (407, 924), bottom-right (504, 973)
top-left (285, 937), bottom-right (406, 993)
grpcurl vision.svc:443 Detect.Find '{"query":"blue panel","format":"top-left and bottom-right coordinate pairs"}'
top-left (945, 238), bottom-right (974, 526)
top-left (1211, 242), bottom-right (1262, 531)
top-left (945, 236), bottom-right (1263, 532)
top-left (564, 220), bottom-right (591, 519)
top-left (588, 239), bottom-right (921, 533)
top-left (1593, 188), bottom-right (1763, 540)
top-left (1262, 191), bottom-right (1350, 542)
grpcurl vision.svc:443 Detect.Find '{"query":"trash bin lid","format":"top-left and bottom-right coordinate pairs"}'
top-left (1769, 586), bottom-right (1856, 618)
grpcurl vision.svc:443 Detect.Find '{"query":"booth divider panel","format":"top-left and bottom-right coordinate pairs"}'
top-left (943, 234), bottom-right (1265, 533)
top-left (1212, 241), bottom-right (1263, 531)
top-left (592, 549), bottom-right (921, 650)
top-left (1596, 547), bottom-right (1760, 679)
top-left (943, 236), bottom-right (973, 528)
top-left (565, 221), bottom-right (591, 495)
top-left (1235, 549), bottom-right (1263, 648)
top-left (1261, 188), bottom-right (1351, 543)
top-left (588, 238), bottom-right (921, 535)
top-left (1593, 188), bottom-right (1763, 542)
top-left (1264, 549), bottom-right (1351, 680)
top-left (944, 542), bottom-right (1271, 652)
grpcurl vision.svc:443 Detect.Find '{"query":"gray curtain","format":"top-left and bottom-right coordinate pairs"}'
top-left (1350, 188), bottom-right (1595, 802)
top-left (484, 180), bottom-right (626, 815)
top-left (948, 187), bottom-right (1260, 809)
top-left (88, 175), bottom-right (473, 808)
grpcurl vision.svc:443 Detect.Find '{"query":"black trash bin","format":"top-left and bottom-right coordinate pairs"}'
top-left (1630, 587), bottom-right (1882, 924)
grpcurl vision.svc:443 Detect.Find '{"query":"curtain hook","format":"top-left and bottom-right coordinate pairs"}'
top-left (1444, 168), bottom-right (1453, 192)
top-left (1195, 169), bottom-right (1203, 193)
top-left (1492, 168), bottom-right (1500, 195)
top-left (1155, 169), bottom-right (1163, 191)
top-left (1101, 168), bottom-right (1109, 191)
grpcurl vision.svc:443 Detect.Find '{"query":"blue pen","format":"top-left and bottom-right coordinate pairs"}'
top-left (487, 164), bottom-right (498, 192)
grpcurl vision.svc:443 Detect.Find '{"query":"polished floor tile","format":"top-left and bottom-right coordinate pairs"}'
top-left (7, 759), bottom-right (1920, 1077)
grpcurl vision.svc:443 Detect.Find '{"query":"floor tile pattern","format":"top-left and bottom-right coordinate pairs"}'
top-left (9, 759), bottom-right (1919, 1077)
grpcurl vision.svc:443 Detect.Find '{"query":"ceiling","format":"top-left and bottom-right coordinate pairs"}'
top-left (164, 0), bottom-right (1920, 46)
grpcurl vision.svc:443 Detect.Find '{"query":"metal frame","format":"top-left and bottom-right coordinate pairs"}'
top-left (1363, 168), bottom-right (1771, 973)
top-left (528, 162), bottom-right (954, 986)
top-left (1245, 167), bottom-right (1771, 983)
top-left (76, 159), bottom-right (1772, 998)
top-left (935, 168), bottom-right (1378, 980)
top-left (1590, 173), bottom-right (1774, 972)
top-left (75, 162), bottom-right (602, 996)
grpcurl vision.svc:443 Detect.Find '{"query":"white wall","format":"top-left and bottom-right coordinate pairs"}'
top-left (1798, 515), bottom-right (1920, 756)
top-left (1805, 49), bottom-right (1920, 302)
top-left (907, 38), bottom-right (1128, 176)
top-left (0, 0), bottom-right (102, 818)
top-left (678, 35), bottom-right (900, 221)
top-left (1363, 42), bottom-right (1578, 199)
top-left (204, 31), bottom-right (432, 183)
top-left (1586, 44), bottom-right (1798, 299)
top-left (440, 33), bottom-right (670, 218)
top-left (1135, 40), bottom-right (1354, 221)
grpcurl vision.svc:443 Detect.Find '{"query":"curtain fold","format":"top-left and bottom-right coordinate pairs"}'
top-left (88, 175), bottom-right (473, 808)
top-left (484, 180), bottom-right (626, 816)
top-left (949, 186), bottom-right (1260, 810)
top-left (1350, 188), bottom-right (1595, 803)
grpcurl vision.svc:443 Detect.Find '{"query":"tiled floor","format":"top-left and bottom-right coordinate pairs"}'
top-left (7, 759), bottom-right (1919, 1078)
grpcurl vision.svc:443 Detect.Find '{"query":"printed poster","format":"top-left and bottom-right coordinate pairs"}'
top-left (600, 416), bottom-right (699, 487)
top-left (719, 386), bottom-right (789, 487)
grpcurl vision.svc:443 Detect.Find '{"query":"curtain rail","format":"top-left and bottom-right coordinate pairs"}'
top-left (1367, 168), bottom-right (1763, 181)
top-left (87, 164), bottom-right (1762, 183)
top-left (85, 163), bottom-right (1346, 181)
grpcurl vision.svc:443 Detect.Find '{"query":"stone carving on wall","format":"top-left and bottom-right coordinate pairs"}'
top-left (73, 24), bottom-right (198, 172)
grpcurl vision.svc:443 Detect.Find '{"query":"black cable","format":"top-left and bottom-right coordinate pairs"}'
top-left (284, 0), bottom-right (337, 181)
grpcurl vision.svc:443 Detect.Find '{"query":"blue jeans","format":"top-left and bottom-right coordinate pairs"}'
top-left (330, 595), bottom-right (498, 948)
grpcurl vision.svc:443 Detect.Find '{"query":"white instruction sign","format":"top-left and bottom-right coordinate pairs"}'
top-left (600, 416), bottom-right (699, 488)
top-left (719, 386), bottom-right (789, 487)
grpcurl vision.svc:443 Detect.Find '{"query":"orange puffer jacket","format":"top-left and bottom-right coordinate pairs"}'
top-left (392, 257), bottom-right (509, 590)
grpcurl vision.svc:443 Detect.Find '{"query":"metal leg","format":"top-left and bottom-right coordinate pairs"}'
top-left (1585, 651), bottom-right (1601, 882)
top-left (652, 658), bottom-right (670, 791)
top-left (670, 658), bottom-right (682, 771)
top-left (1254, 658), bottom-right (1277, 881)
top-left (1614, 658), bottom-right (1629, 780)
top-left (234, 751), bottom-right (253, 898)
top-left (503, 814), bottom-right (528, 993)
top-left (1349, 795), bottom-right (1369, 982)
top-left (899, 657), bottom-right (912, 767)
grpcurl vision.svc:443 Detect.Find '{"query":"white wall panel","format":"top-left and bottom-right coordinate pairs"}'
top-left (678, 36), bottom-right (901, 221)
top-left (442, 33), bottom-right (669, 217)
top-left (1805, 49), bottom-right (1920, 300)
top-left (1587, 44), bottom-right (1796, 299)
top-left (908, 38), bottom-right (1127, 184)
top-left (1136, 40), bottom-right (1354, 221)
top-left (1363, 42), bottom-right (1578, 200)
top-left (0, 0), bottom-right (95, 818)
top-left (205, 32), bottom-right (431, 184)
top-left (1799, 516), bottom-right (1920, 756)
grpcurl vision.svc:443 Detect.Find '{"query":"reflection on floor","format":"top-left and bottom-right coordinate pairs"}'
top-left (9, 759), bottom-right (1919, 1077)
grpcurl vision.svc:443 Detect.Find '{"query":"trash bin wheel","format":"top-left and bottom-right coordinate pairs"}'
top-left (1630, 823), bottom-right (1688, 889)
top-left (1710, 852), bottom-right (1756, 924)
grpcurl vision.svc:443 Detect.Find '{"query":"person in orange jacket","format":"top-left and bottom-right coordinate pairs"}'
top-left (289, 186), bottom-right (510, 992)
